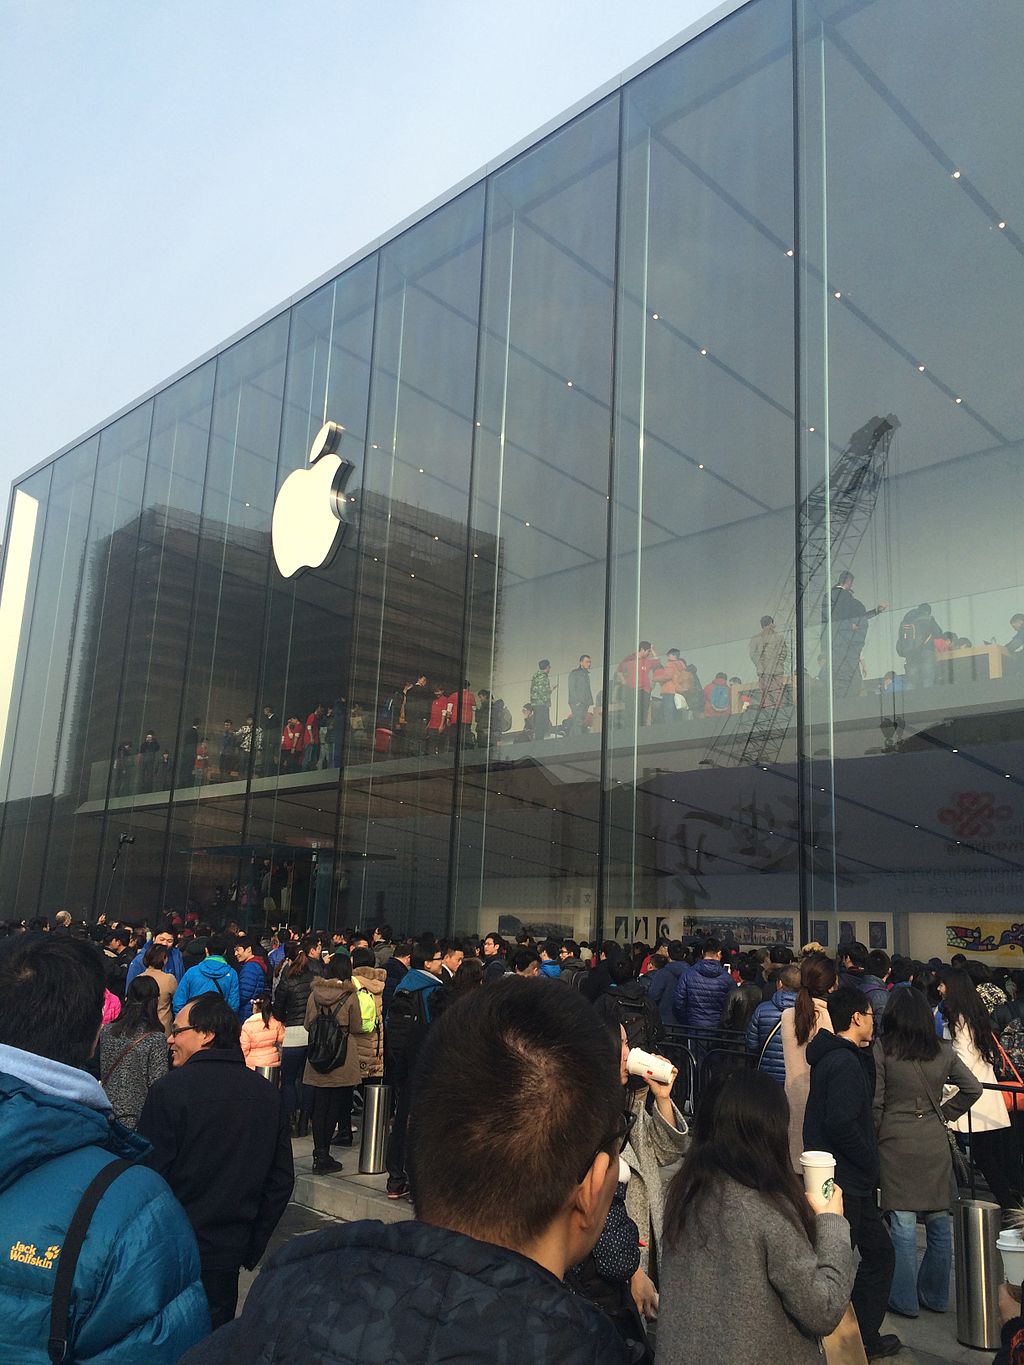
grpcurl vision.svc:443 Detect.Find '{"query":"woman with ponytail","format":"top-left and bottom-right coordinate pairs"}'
top-left (781, 952), bottom-right (837, 1170)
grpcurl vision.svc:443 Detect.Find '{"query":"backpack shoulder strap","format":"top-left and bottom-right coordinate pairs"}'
top-left (48, 1158), bottom-right (133, 1363)
top-left (757, 1019), bottom-right (783, 1069)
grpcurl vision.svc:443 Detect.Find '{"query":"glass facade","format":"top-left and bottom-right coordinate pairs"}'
top-left (1, 0), bottom-right (1021, 960)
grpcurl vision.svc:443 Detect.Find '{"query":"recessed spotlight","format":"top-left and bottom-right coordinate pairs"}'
top-left (433, 535), bottom-right (439, 540)
top-left (917, 364), bottom-right (926, 372)
top-left (833, 291), bottom-right (842, 299)
top-left (954, 397), bottom-right (963, 404)
top-left (697, 463), bottom-right (705, 469)
top-left (998, 221), bottom-right (1007, 230)
top-left (418, 467), bottom-right (424, 473)
top-left (785, 248), bottom-right (794, 257)
top-left (410, 572), bottom-right (415, 578)
top-left (699, 348), bottom-right (708, 356)
top-left (808, 426), bottom-right (815, 432)
top-left (651, 312), bottom-right (659, 320)
top-left (952, 170), bottom-right (961, 179)
top-left (524, 521), bottom-right (530, 527)
top-left (566, 380), bottom-right (573, 387)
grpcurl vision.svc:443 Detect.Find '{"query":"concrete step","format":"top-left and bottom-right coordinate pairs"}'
top-left (290, 1134), bottom-right (413, 1225)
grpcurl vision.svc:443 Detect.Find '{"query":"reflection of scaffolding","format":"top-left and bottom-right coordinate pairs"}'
top-left (702, 414), bottom-right (900, 769)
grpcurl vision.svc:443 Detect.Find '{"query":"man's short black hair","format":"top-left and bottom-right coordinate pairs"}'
top-left (350, 946), bottom-right (376, 970)
top-left (768, 944), bottom-right (793, 964)
top-left (208, 934), bottom-right (231, 959)
top-left (867, 949), bottom-right (891, 979)
top-left (842, 941), bottom-right (869, 972)
top-left (702, 937), bottom-right (722, 955)
top-left (408, 979), bottom-right (620, 1247)
top-left (0, 935), bottom-right (104, 1068)
top-left (828, 985), bottom-right (871, 1034)
top-left (105, 927), bottom-right (129, 948)
top-left (760, 615), bottom-right (774, 628)
top-left (235, 934), bottom-right (260, 954)
top-left (561, 939), bottom-right (579, 957)
top-left (667, 941), bottom-right (686, 962)
top-left (188, 992), bottom-right (242, 1049)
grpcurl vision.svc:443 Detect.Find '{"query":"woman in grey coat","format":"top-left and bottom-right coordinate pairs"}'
top-left (99, 975), bottom-right (169, 1129)
top-left (658, 1069), bottom-right (854, 1365)
top-left (873, 985), bottom-right (982, 1317)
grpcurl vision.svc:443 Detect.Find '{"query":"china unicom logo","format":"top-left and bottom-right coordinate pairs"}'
top-left (271, 421), bottom-right (355, 578)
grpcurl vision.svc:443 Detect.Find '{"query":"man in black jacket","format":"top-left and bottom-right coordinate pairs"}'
top-left (805, 986), bottom-right (898, 1360)
top-left (186, 979), bottom-right (632, 1364)
top-left (137, 992), bottom-right (294, 1330)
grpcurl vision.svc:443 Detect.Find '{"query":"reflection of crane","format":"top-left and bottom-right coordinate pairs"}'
top-left (702, 414), bottom-right (900, 769)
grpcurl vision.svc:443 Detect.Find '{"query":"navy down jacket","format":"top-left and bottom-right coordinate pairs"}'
top-left (673, 959), bottom-right (735, 1030)
top-left (184, 1217), bottom-right (631, 1364)
top-left (745, 988), bottom-right (797, 1082)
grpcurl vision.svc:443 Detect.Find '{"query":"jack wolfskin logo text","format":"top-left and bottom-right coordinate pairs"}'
top-left (9, 1241), bottom-right (60, 1269)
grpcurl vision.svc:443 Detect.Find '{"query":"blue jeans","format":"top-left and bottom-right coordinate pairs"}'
top-left (886, 1209), bottom-right (951, 1314)
top-left (280, 1045), bottom-right (311, 1117)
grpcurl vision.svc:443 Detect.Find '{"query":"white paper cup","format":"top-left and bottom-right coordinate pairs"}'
top-left (626, 1047), bottom-right (674, 1086)
top-left (800, 1150), bottom-right (836, 1202)
top-left (997, 1233), bottom-right (1024, 1286)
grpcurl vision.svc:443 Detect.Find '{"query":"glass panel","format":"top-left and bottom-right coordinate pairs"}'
top-left (340, 186), bottom-right (485, 937)
top-left (605, 0), bottom-right (798, 950)
top-left (0, 463), bottom-right (58, 915)
top-left (452, 98), bottom-right (621, 944)
top-left (41, 407), bottom-right (152, 918)
top-left (246, 260), bottom-right (377, 927)
top-left (798, 0), bottom-right (1024, 957)
top-left (167, 317), bottom-right (289, 914)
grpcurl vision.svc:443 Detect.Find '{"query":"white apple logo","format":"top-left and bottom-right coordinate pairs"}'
top-left (272, 421), bottom-right (355, 578)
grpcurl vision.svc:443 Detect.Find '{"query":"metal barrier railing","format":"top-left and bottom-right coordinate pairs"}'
top-left (661, 1025), bottom-right (753, 1113)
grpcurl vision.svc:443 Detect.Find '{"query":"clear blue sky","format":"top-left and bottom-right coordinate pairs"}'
top-left (0, 0), bottom-right (719, 489)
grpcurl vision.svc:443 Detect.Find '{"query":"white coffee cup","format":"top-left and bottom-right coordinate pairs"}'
top-left (800, 1150), bottom-right (836, 1202)
top-left (997, 1230), bottom-right (1024, 1287)
top-left (626, 1047), bottom-right (674, 1086)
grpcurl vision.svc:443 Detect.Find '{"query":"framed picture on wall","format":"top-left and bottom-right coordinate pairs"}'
top-left (809, 919), bottom-right (829, 948)
top-left (838, 920), bottom-right (856, 945)
top-left (869, 921), bottom-right (887, 950)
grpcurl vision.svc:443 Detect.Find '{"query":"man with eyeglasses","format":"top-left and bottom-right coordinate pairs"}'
top-left (138, 992), bottom-right (294, 1333)
top-left (805, 987), bottom-right (898, 1360)
top-left (187, 978), bottom-right (632, 1364)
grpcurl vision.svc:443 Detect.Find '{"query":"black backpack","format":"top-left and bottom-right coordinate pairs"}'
top-left (385, 985), bottom-right (431, 1066)
top-left (607, 988), bottom-right (662, 1053)
top-left (306, 1002), bottom-right (349, 1074)
top-left (495, 700), bottom-right (513, 734)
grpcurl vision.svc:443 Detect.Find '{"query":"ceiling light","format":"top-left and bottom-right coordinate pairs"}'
top-left (785, 249), bottom-right (794, 257)
top-left (418, 467), bottom-right (424, 473)
top-left (651, 312), bottom-right (659, 320)
top-left (952, 170), bottom-right (961, 179)
top-left (699, 347), bottom-right (708, 356)
top-left (998, 221), bottom-right (1007, 230)
top-left (566, 380), bottom-right (573, 387)
top-left (833, 291), bottom-right (842, 299)
top-left (917, 364), bottom-right (925, 372)
top-left (954, 397), bottom-right (963, 404)
top-left (697, 463), bottom-right (704, 469)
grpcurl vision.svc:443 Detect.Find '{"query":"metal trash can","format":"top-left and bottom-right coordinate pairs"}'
top-left (254, 1065), bottom-right (281, 1087)
top-left (955, 1198), bottom-right (1002, 1348)
top-left (359, 1081), bottom-right (393, 1174)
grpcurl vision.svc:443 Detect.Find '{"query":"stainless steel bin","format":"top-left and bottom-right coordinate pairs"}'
top-left (359, 1081), bottom-right (393, 1175)
top-left (955, 1198), bottom-right (1002, 1349)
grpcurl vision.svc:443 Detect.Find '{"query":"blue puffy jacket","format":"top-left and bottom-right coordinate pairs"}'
top-left (236, 958), bottom-right (269, 1021)
top-left (745, 989), bottom-right (797, 1082)
top-left (673, 959), bottom-right (734, 1029)
top-left (173, 956), bottom-right (241, 1015)
top-left (125, 944), bottom-right (184, 990)
top-left (0, 1052), bottom-right (208, 1363)
top-left (645, 960), bottom-right (689, 1026)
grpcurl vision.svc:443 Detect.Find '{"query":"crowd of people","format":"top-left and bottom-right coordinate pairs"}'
top-left (106, 601), bottom-right (1024, 800)
top-left (4, 910), bottom-right (1024, 1362)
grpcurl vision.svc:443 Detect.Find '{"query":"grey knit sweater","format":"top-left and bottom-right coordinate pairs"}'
top-left (656, 1177), bottom-right (855, 1365)
top-left (99, 1024), bottom-right (169, 1130)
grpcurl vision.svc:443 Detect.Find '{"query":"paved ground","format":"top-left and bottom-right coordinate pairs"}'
top-left (238, 1136), bottom-right (992, 1363)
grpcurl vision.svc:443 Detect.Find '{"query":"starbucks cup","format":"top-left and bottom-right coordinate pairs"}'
top-left (997, 1229), bottom-right (1024, 1287)
top-left (800, 1150), bottom-right (836, 1203)
top-left (626, 1047), bottom-right (674, 1086)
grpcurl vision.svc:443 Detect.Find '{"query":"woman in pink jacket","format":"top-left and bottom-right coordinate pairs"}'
top-left (240, 992), bottom-right (285, 1073)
